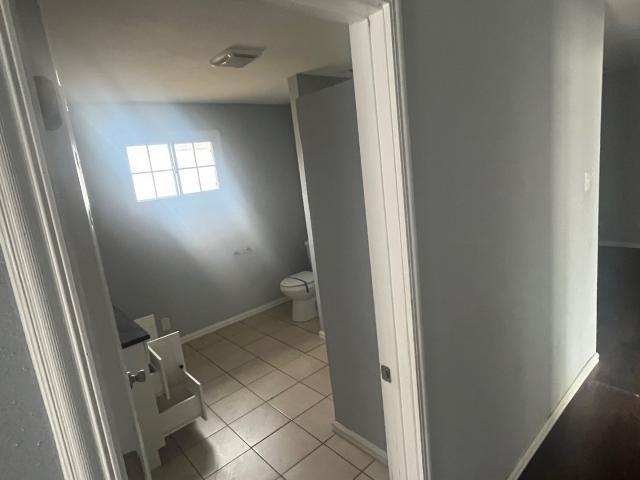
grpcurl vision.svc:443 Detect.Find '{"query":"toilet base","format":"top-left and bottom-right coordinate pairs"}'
top-left (292, 297), bottom-right (317, 323)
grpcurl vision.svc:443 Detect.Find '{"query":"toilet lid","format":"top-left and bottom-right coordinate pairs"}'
top-left (281, 271), bottom-right (315, 288)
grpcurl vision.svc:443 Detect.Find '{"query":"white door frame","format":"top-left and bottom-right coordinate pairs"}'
top-left (0, 0), bottom-right (429, 479)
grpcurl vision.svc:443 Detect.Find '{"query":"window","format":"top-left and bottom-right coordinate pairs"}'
top-left (126, 141), bottom-right (219, 201)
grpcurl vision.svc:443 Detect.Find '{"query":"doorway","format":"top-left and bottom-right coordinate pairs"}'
top-left (0, 0), bottom-right (425, 479)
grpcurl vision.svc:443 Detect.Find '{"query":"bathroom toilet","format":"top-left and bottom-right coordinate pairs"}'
top-left (280, 271), bottom-right (317, 322)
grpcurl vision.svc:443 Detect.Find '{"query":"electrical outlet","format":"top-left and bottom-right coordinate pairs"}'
top-left (161, 317), bottom-right (171, 331)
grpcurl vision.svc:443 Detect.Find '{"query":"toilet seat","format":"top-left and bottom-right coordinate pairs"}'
top-left (280, 271), bottom-right (317, 322)
top-left (280, 271), bottom-right (315, 290)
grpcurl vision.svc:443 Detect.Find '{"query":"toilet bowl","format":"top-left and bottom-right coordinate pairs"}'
top-left (280, 271), bottom-right (317, 322)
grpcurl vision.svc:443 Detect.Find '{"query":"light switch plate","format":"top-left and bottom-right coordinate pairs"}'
top-left (161, 317), bottom-right (171, 331)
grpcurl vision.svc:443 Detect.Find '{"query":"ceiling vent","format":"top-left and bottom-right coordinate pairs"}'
top-left (210, 47), bottom-right (264, 68)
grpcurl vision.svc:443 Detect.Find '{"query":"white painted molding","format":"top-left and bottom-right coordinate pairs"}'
top-left (599, 240), bottom-right (640, 249)
top-left (506, 353), bottom-right (600, 480)
top-left (351, 5), bottom-right (428, 480)
top-left (333, 421), bottom-right (388, 465)
top-left (180, 297), bottom-right (289, 343)
top-left (260, 0), bottom-right (379, 23)
top-left (318, 329), bottom-right (326, 340)
top-left (0, 1), bottom-right (122, 478)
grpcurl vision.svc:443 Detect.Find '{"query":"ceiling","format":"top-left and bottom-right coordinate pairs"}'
top-left (606, 0), bottom-right (640, 66)
top-left (38, 0), bottom-right (351, 104)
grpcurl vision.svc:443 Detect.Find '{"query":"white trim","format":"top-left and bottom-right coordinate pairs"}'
top-left (350, 5), bottom-right (427, 480)
top-left (599, 240), bottom-right (640, 249)
top-left (506, 353), bottom-right (600, 480)
top-left (333, 421), bottom-right (388, 465)
top-left (180, 297), bottom-right (289, 343)
top-left (318, 329), bottom-right (326, 340)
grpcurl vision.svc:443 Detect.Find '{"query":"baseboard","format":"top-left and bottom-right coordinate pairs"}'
top-left (180, 297), bottom-right (289, 344)
top-left (318, 330), bottom-right (326, 340)
top-left (333, 421), bottom-right (388, 465)
top-left (599, 240), bottom-right (640, 249)
top-left (506, 352), bottom-right (599, 480)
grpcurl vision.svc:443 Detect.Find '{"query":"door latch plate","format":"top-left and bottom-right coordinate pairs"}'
top-left (381, 365), bottom-right (392, 383)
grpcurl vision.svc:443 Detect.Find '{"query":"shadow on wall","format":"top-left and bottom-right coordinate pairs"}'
top-left (71, 102), bottom-right (309, 335)
top-left (401, 0), bottom-right (603, 478)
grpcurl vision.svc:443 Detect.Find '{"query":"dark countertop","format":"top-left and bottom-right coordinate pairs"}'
top-left (113, 305), bottom-right (149, 349)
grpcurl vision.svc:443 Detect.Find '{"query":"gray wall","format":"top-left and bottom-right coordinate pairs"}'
top-left (599, 62), bottom-right (640, 244)
top-left (401, 0), bottom-right (604, 478)
top-left (71, 103), bottom-right (308, 335)
top-left (0, 255), bottom-right (63, 479)
top-left (294, 79), bottom-right (386, 449)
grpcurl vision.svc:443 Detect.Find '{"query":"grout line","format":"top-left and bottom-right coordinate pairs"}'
top-left (175, 304), bottom-right (344, 478)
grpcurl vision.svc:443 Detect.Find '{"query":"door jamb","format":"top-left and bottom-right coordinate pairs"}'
top-left (0, 0), bottom-right (429, 479)
top-left (349, 4), bottom-right (429, 480)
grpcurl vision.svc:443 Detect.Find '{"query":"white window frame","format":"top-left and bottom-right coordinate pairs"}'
top-left (0, 1), bottom-right (429, 479)
top-left (126, 141), bottom-right (220, 202)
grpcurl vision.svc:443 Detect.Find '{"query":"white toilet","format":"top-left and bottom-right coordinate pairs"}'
top-left (280, 241), bottom-right (317, 322)
top-left (280, 271), bottom-right (316, 322)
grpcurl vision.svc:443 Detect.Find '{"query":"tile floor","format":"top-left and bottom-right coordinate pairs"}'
top-left (152, 302), bottom-right (388, 480)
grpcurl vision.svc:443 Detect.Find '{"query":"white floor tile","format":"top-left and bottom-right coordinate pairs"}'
top-left (307, 344), bottom-right (328, 363)
top-left (229, 403), bottom-right (289, 446)
top-left (326, 435), bottom-right (374, 470)
top-left (248, 370), bottom-right (297, 400)
top-left (279, 355), bottom-right (325, 380)
top-left (229, 358), bottom-right (274, 385)
top-left (355, 474), bottom-right (373, 480)
top-left (245, 337), bottom-right (288, 357)
top-left (211, 348), bottom-right (255, 372)
top-left (158, 436), bottom-right (181, 465)
top-left (152, 453), bottom-right (200, 480)
top-left (253, 422), bottom-right (320, 474)
top-left (364, 460), bottom-right (389, 480)
top-left (269, 383), bottom-right (323, 419)
top-left (171, 406), bottom-right (225, 450)
top-left (185, 354), bottom-right (225, 383)
top-left (188, 332), bottom-right (224, 351)
top-left (207, 450), bottom-right (279, 480)
top-left (201, 339), bottom-right (255, 370)
top-left (262, 346), bottom-right (303, 369)
top-left (283, 445), bottom-right (359, 480)
top-left (202, 373), bottom-right (243, 405)
top-left (210, 387), bottom-right (263, 423)
top-left (294, 398), bottom-right (335, 442)
top-left (301, 366), bottom-right (332, 395)
top-left (184, 427), bottom-right (249, 478)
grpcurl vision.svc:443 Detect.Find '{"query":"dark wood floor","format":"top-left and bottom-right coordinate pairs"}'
top-left (521, 247), bottom-right (640, 479)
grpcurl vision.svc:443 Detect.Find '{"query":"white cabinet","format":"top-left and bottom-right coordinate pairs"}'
top-left (121, 325), bottom-right (205, 474)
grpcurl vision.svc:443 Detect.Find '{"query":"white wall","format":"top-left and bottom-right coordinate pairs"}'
top-left (599, 63), bottom-right (640, 245)
top-left (400, 0), bottom-right (604, 478)
top-left (71, 103), bottom-right (308, 335)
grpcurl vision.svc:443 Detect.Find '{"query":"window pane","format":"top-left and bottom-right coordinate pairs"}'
top-left (179, 168), bottom-right (201, 194)
top-left (132, 173), bottom-right (155, 201)
top-left (126, 145), bottom-right (150, 173)
top-left (174, 143), bottom-right (196, 168)
top-left (198, 166), bottom-right (219, 191)
top-left (153, 171), bottom-right (177, 198)
top-left (148, 144), bottom-right (172, 171)
top-left (194, 141), bottom-right (215, 166)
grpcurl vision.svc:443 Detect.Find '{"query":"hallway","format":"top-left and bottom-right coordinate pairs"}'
top-left (521, 247), bottom-right (640, 479)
